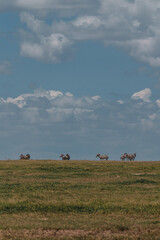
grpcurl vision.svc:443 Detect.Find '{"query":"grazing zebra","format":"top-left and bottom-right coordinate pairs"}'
top-left (20, 154), bottom-right (30, 160)
top-left (60, 154), bottom-right (70, 160)
top-left (120, 153), bottom-right (127, 161)
top-left (96, 154), bottom-right (109, 160)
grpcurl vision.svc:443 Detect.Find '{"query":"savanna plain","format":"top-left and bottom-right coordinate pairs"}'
top-left (0, 160), bottom-right (160, 240)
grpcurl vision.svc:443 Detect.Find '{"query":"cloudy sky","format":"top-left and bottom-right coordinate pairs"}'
top-left (1, 0), bottom-right (160, 160)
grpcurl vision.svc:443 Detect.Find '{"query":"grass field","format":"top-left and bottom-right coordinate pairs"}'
top-left (0, 160), bottom-right (160, 239)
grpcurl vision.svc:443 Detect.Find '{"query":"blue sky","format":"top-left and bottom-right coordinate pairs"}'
top-left (1, 0), bottom-right (160, 160)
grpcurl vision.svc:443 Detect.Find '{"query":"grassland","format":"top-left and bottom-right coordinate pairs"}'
top-left (0, 160), bottom-right (160, 239)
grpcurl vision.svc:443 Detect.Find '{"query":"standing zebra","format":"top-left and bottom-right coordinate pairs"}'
top-left (120, 153), bottom-right (127, 161)
top-left (20, 154), bottom-right (30, 160)
top-left (96, 154), bottom-right (109, 160)
top-left (126, 153), bottom-right (136, 161)
top-left (60, 154), bottom-right (70, 160)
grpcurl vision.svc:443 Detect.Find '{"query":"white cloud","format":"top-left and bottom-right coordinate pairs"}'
top-left (0, 89), bottom-right (101, 129)
top-left (21, 33), bottom-right (72, 62)
top-left (20, 12), bottom-right (48, 34)
top-left (72, 16), bottom-right (103, 28)
top-left (65, 92), bottom-right (74, 97)
top-left (0, 0), bottom-right (97, 16)
top-left (131, 88), bottom-right (152, 102)
top-left (0, 0), bottom-right (156, 64)
top-left (92, 96), bottom-right (101, 101)
top-left (1, 89), bottom-right (64, 108)
top-left (48, 90), bottom-right (63, 98)
top-left (147, 57), bottom-right (160, 67)
top-left (2, 95), bottom-right (27, 108)
top-left (156, 99), bottom-right (160, 108)
top-left (16, 0), bottom-right (160, 65)
top-left (117, 100), bottom-right (124, 104)
top-left (21, 42), bottom-right (44, 60)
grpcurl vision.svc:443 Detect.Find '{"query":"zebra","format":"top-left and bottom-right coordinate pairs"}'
top-left (96, 154), bottom-right (109, 160)
top-left (130, 153), bottom-right (136, 161)
top-left (126, 153), bottom-right (136, 161)
top-left (120, 153), bottom-right (127, 161)
top-left (20, 154), bottom-right (30, 160)
top-left (60, 154), bottom-right (70, 160)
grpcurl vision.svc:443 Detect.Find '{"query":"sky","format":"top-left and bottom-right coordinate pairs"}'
top-left (1, 0), bottom-right (160, 160)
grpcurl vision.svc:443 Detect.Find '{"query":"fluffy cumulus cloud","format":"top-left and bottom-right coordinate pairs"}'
top-left (131, 88), bottom-right (152, 102)
top-left (3, 0), bottom-right (159, 65)
top-left (2, 0), bottom-right (160, 64)
top-left (0, 88), bottom-right (160, 160)
top-left (20, 33), bottom-right (72, 62)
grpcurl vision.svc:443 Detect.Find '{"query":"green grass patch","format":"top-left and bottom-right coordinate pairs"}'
top-left (0, 160), bottom-right (160, 239)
